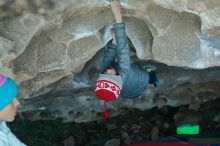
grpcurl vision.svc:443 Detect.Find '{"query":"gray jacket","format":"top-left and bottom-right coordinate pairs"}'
top-left (99, 23), bottom-right (149, 99)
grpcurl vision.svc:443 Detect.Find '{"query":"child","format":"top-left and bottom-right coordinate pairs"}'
top-left (95, 0), bottom-right (158, 119)
top-left (0, 74), bottom-right (27, 146)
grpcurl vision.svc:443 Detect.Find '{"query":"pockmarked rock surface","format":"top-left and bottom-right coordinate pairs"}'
top-left (0, 0), bottom-right (220, 122)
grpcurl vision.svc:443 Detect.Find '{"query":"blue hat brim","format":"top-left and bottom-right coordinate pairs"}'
top-left (0, 78), bottom-right (18, 110)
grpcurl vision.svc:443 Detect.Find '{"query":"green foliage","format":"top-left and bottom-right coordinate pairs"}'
top-left (10, 118), bottom-right (80, 146)
top-left (9, 104), bottom-right (219, 146)
top-left (89, 133), bottom-right (107, 146)
top-left (200, 107), bottom-right (218, 123)
top-left (137, 116), bottom-right (151, 129)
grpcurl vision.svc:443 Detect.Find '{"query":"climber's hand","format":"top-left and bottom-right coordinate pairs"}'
top-left (111, 0), bottom-right (122, 23)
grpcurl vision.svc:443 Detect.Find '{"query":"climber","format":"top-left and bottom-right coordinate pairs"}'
top-left (0, 74), bottom-right (27, 146)
top-left (95, 0), bottom-right (159, 119)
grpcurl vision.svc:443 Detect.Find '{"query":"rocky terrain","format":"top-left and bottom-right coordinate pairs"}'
top-left (1, 1), bottom-right (220, 145)
top-left (1, 2), bottom-right (220, 145)
top-left (10, 98), bottom-right (220, 146)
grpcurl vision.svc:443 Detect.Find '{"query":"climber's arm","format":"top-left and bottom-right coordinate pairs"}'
top-left (111, 0), bottom-right (122, 23)
top-left (111, 0), bottom-right (130, 80)
top-left (99, 40), bottom-right (117, 73)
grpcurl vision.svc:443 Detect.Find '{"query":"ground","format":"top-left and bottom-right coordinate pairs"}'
top-left (10, 98), bottom-right (220, 146)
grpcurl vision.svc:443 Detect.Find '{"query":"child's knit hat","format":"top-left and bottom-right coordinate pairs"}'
top-left (0, 74), bottom-right (18, 110)
top-left (95, 74), bottom-right (122, 119)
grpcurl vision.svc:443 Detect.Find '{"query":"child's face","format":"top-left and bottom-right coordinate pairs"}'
top-left (0, 98), bottom-right (20, 122)
top-left (104, 68), bottom-right (117, 75)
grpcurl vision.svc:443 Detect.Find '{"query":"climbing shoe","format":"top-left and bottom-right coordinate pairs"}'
top-left (146, 67), bottom-right (159, 87)
top-left (144, 65), bottom-right (157, 72)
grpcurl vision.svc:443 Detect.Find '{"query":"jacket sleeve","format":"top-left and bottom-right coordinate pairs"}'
top-left (113, 23), bottom-right (130, 81)
top-left (0, 122), bottom-right (27, 146)
top-left (99, 40), bottom-right (117, 73)
top-left (7, 131), bottom-right (27, 146)
top-left (0, 140), bottom-right (8, 146)
top-left (0, 134), bottom-right (8, 146)
top-left (4, 123), bottom-right (27, 146)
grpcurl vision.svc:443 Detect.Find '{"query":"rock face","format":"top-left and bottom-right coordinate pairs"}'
top-left (0, 0), bottom-right (220, 122)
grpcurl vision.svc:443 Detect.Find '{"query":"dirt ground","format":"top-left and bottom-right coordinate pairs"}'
top-left (10, 98), bottom-right (220, 146)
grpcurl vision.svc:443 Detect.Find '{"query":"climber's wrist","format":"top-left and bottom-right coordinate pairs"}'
top-left (115, 14), bottom-right (122, 23)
